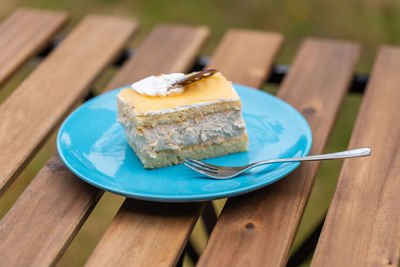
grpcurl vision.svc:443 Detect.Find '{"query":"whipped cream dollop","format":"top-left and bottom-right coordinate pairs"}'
top-left (131, 73), bottom-right (186, 96)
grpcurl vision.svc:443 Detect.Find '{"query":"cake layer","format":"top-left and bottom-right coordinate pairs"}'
top-left (129, 135), bottom-right (249, 169)
top-left (117, 96), bottom-right (241, 128)
top-left (117, 72), bottom-right (240, 115)
top-left (118, 110), bottom-right (247, 157)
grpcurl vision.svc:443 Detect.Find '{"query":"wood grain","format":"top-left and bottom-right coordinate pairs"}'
top-left (86, 29), bottom-right (283, 267)
top-left (0, 25), bottom-right (208, 267)
top-left (311, 46), bottom-right (400, 267)
top-left (0, 8), bottom-right (68, 88)
top-left (87, 200), bottom-right (204, 267)
top-left (197, 38), bottom-right (360, 267)
top-left (0, 15), bottom-right (137, 196)
top-left (0, 154), bottom-right (102, 266)
top-left (105, 24), bottom-right (209, 92)
top-left (208, 29), bottom-right (283, 88)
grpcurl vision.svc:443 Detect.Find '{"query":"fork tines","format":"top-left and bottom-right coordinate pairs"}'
top-left (184, 157), bottom-right (218, 175)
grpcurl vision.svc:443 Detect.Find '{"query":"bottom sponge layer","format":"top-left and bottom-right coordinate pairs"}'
top-left (128, 135), bottom-right (248, 169)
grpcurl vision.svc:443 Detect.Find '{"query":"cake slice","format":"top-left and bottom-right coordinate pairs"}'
top-left (116, 70), bottom-right (248, 169)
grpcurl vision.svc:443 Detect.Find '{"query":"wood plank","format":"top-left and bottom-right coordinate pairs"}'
top-left (0, 8), bottom-right (68, 88)
top-left (0, 154), bottom-right (101, 266)
top-left (0, 15), bottom-right (137, 196)
top-left (105, 24), bottom-right (209, 92)
top-left (207, 29), bottom-right (282, 88)
top-left (312, 46), bottom-right (400, 267)
top-left (86, 29), bottom-right (283, 267)
top-left (197, 39), bottom-right (360, 267)
top-left (0, 25), bottom-right (208, 267)
top-left (87, 199), bottom-right (204, 267)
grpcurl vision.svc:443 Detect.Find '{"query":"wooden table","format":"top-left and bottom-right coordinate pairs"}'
top-left (1, 8), bottom-right (399, 267)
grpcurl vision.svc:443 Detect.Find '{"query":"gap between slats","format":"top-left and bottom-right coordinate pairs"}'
top-left (287, 91), bottom-right (363, 265)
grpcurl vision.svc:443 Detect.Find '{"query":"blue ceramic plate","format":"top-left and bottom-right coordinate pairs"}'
top-left (57, 84), bottom-right (312, 202)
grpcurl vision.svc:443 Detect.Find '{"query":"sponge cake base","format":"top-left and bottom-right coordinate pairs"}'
top-left (126, 134), bottom-right (248, 169)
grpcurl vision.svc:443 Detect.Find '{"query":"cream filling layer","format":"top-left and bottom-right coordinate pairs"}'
top-left (117, 94), bottom-right (238, 116)
top-left (118, 110), bottom-right (247, 158)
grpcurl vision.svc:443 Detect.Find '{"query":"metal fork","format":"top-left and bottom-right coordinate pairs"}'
top-left (184, 147), bottom-right (371, 179)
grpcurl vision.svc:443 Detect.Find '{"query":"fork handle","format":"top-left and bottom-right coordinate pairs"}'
top-left (252, 147), bottom-right (371, 167)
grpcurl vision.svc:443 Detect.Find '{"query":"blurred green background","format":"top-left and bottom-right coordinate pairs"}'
top-left (0, 0), bottom-right (399, 266)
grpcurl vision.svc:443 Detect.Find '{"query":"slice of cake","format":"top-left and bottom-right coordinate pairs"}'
top-left (116, 70), bottom-right (248, 169)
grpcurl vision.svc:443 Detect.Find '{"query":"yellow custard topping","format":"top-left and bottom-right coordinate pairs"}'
top-left (118, 72), bottom-right (240, 115)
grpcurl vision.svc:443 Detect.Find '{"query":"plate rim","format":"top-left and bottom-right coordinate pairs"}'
top-left (57, 83), bottom-right (312, 202)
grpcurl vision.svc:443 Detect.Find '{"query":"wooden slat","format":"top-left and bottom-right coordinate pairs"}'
top-left (312, 46), bottom-right (400, 267)
top-left (105, 24), bottom-right (209, 92)
top-left (0, 154), bottom-right (101, 266)
top-left (207, 29), bottom-right (282, 88)
top-left (0, 25), bottom-right (208, 267)
top-left (86, 29), bottom-right (283, 267)
top-left (0, 15), bottom-right (137, 196)
top-left (88, 199), bottom-right (204, 267)
top-left (0, 8), bottom-right (68, 87)
top-left (197, 39), bottom-right (360, 267)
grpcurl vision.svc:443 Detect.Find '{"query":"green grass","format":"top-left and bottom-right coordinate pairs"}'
top-left (0, 0), bottom-right (398, 266)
